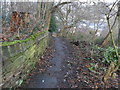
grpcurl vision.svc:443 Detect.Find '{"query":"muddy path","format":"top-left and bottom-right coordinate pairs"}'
top-left (21, 37), bottom-right (118, 89)
top-left (25, 37), bottom-right (69, 88)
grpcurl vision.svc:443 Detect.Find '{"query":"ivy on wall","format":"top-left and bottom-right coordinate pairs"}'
top-left (48, 15), bottom-right (58, 33)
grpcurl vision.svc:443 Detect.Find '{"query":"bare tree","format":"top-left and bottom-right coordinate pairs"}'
top-left (101, 0), bottom-right (119, 47)
top-left (118, 1), bottom-right (120, 46)
top-left (102, 0), bottom-right (120, 83)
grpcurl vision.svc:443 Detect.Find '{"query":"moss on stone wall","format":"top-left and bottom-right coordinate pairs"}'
top-left (0, 30), bottom-right (48, 47)
top-left (1, 31), bottom-right (50, 88)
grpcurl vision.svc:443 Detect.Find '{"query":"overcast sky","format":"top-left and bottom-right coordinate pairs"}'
top-left (1, 0), bottom-right (118, 3)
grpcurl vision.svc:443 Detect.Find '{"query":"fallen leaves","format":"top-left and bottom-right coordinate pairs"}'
top-left (21, 37), bottom-right (119, 88)
top-left (60, 38), bottom-right (119, 88)
top-left (21, 42), bottom-right (55, 87)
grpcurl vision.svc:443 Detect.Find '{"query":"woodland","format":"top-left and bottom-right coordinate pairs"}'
top-left (0, 0), bottom-right (120, 89)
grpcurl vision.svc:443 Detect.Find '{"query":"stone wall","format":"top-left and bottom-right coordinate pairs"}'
top-left (0, 31), bottom-right (50, 88)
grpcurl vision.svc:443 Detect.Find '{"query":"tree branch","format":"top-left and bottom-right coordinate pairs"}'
top-left (51, 2), bottom-right (72, 13)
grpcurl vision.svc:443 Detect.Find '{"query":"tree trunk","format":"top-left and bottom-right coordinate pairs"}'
top-left (103, 3), bottom-right (120, 82)
top-left (118, 2), bottom-right (120, 46)
top-left (101, 32), bottom-right (111, 47)
top-left (118, 17), bottom-right (120, 47)
top-left (37, 1), bottom-right (41, 18)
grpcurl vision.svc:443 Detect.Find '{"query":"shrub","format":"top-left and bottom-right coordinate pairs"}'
top-left (94, 37), bottom-right (104, 45)
top-left (103, 47), bottom-right (118, 65)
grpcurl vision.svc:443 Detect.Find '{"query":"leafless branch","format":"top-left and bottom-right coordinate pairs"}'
top-left (51, 2), bottom-right (72, 13)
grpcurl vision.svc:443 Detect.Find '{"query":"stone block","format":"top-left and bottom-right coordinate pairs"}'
top-left (2, 46), bottom-right (10, 59)
top-left (9, 45), bottom-right (17, 56)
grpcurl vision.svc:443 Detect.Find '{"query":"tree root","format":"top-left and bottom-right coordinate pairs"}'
top-left (103, 62), bottom-right (119, 83)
